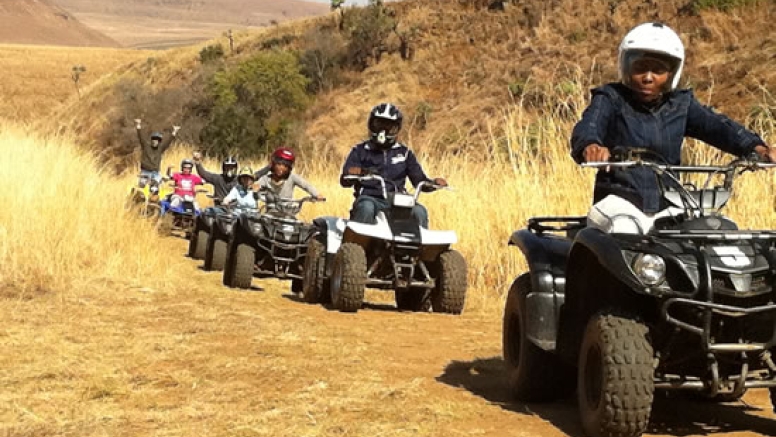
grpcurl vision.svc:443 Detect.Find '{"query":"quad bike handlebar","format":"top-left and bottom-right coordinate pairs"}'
top-left (582, 153), bottom-right (776, 215)
top-left (343, 174), bottom-right (449, 201)
top-left (257, 192), bottom-right (326, 216)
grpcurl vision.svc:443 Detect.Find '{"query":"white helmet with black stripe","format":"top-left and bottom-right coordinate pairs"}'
top-left (619, 22), bottom-right (685, 91)
top-left (368, 103), bottom-right (403, 148)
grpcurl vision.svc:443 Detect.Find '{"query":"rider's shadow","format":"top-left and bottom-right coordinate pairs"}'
top-left (436, 357), bottom-right (776, 437)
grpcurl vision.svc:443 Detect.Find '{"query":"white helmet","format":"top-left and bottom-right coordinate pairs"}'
top-left (618, 22), bottom-right (685, 91)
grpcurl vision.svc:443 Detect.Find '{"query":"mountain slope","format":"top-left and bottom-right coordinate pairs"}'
top-left (53, 0), bottom-right (776, 158)
top-left (51, 0), bottom-right (330, 47)
top-left (0, 0), bottom-right (117, 47)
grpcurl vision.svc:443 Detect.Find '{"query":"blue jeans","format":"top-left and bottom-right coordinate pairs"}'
top-left (139, 170), bottom-right (162, 186)
top-left (350, 195), bottom-right (429, 228)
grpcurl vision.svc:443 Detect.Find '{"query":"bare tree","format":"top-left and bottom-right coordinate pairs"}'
top-left (71, 64), bottom-right (86, 98)
top-left (226, 29), bottom-right (234, 53)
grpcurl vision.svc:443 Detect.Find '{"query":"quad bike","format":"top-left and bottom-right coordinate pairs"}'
top-left (126, 175), bottom-right (172, 218)
top-left (222, 194), bottom-right (324, 291)
top-left (502, 148), bottom-right (776, 437)
top-left (303, 174), bottom-right (467, 314)
top-left (188, 195), bottom-right (226, 260)
top-left (203, 204), bottom-right (260, 272)
top-left (157, 189), bottom-right (208, 238)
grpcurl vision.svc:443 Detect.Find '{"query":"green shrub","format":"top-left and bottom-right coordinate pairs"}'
top-left (298, 28), bottom-right (348, 93)
top-left (199, 50), bottom-right (310, 157)
top-left (344, 0), bottom-right (396, 70)
top-left (199, 44), bottom-right (225, 63)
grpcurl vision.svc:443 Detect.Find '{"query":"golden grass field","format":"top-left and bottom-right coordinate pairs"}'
top-left (0, 44), bottom-right (153, 122)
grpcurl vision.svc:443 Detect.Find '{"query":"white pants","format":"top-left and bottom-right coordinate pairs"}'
top-left (170, 195), bottom-right (200, 211)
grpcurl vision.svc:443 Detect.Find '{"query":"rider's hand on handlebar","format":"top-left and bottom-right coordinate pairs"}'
top-left (347, 167), bottom-right (362, 175)
top-left (433, 177), bottom-right (448, 188)
top-left (754, 144), bottom-right (776, 163)
top-left (315, 194), bottom-right (326, 202)
top-left (583, 144), bottom-right (611, 163)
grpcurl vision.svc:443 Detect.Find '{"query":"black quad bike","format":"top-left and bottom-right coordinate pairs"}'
top-left (204, 205), bottom-right (260, 272)
top-left (303, 174), bottom-right (467, 314)
top-left (503, 150), bottom-right (776, 437)
top-left (222, 195), bottom-right (323, 291)
top-left (188, 195), bottom-right (222, 260)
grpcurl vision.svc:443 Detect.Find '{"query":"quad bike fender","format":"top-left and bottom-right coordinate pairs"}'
top-left (420, 228), bottom-right (457, 245)
top-left (313, 216), bottom-right (345, 255)
top-left (557, 227), bottom-right (663, 361)
top-left (509, 229), bottom-right (571, 351)
top-left (311, 216), bottom-right (345, 279)
top-left (569, 227), bottom-right (653, 294)
top-left (344, 218), bottom-right (392, 243)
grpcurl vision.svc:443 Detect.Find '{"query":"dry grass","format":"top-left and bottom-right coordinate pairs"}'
top-left (0, 44), bottom-right (153, 122)
top-left (0, 124), bottom-right (188, 298)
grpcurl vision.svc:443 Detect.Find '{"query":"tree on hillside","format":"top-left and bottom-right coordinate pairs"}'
top-left (346, 0), bottom-right (395, 69)
top-left (199, 51), bottom-right (310, 158)
top-left (71, 64), bottom-right (86, 99)
top-left (332, 0), bottom-right (347, 31)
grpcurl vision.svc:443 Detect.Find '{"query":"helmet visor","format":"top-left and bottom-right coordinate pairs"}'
top-left (624, 51), bottom-right (678, 77)
top-left (223, 163), bottom-right (238, 176)
top-left (369, 118), bottom-right (401, 135)
top-left (272, 157), bottom-right (293, 168)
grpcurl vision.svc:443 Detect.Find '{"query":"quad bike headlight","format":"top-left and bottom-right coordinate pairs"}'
top-left (632, 253), bottom-right (666, 286)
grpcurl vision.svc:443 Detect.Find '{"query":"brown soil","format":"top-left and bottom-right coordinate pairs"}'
top-left (2, 237), bottom-right (775, 436)
top-left (0, 0), bottom-right (117, 47)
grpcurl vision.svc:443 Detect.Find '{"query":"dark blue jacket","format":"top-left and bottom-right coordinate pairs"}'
top-left (571, 83), bottom-right (764, 212)
top-left (340, 141), bottom-right (431, 198)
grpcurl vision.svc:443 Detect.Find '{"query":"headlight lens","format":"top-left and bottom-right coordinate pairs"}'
top-left (632, 253), bottom-right (666, 286)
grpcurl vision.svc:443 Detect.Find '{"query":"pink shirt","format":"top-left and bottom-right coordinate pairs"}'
top-left (172, 173), bottom-right (204, 197)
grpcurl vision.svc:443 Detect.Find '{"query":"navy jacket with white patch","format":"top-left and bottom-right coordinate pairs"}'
top-left (340, 141), bottom-right (431, 199)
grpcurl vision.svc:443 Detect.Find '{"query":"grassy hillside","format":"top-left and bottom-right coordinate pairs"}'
top-left (0, 45), bottom-right (153, 122)
top-left (0, 0), bottom-right (117, 47)
top-left (50, 0), bottom-right (776, 164)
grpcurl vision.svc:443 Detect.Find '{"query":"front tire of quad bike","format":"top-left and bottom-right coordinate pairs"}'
top-left (503, 273), bottom-right (575, 402)
top-left (226, 242), bottom-right (254, 289)
top-left (330, 242), bottom-right (366, 313)
top-left (578, 311), bottom-right (654, 437)
top-left (209, 237), bottom-right (228, 272)
top-left (430, 250), bottom-right (467, 314)
top-left (395, 288), bottom-right (431, 312)
top-left (189, 228), bottom-right (209, 260)
top-left (303, 239), bottom-right (331, 304)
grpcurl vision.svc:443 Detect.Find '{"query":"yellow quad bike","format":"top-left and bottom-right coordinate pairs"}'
top-left (127, 175), bottom-right (173, 218)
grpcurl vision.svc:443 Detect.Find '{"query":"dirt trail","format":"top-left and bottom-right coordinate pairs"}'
top-left (2, 238), bottom-right (776, 437)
